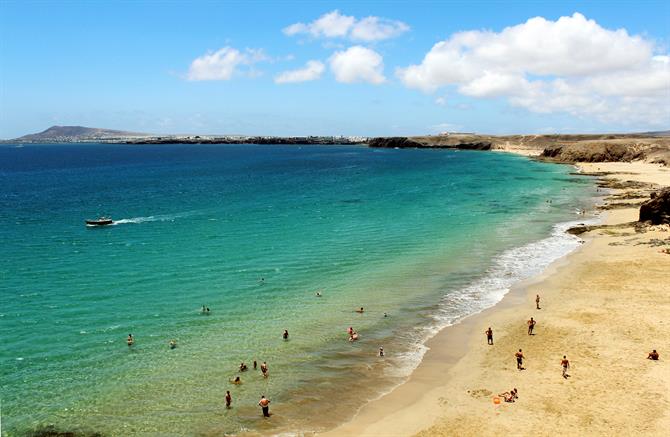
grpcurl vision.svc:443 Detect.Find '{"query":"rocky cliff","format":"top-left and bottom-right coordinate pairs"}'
top-left (367, 134), bottom-right (670, 165)
top-left (639, 188), bottom-right (670, 225)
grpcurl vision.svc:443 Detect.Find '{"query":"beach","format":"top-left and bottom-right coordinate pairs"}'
top-left (324, 160), bottom-right (670, 436)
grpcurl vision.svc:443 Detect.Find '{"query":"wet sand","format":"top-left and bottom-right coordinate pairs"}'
top-left (322, 161), bottom-right (670, 436)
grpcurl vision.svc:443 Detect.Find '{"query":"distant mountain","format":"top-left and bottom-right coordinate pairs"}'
top-left (640, 130), bottom-right (670, 137)
top-left (10, 125), bottom-right (152, 142)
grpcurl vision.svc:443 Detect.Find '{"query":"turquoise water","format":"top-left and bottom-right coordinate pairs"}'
top-left (0, 144), bottom-right (595, 436)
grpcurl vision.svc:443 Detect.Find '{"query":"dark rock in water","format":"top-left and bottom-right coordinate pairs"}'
top-left (639, 188), bottom-right (670, 224)
top-left (26, 426), bottom-right (104, 437)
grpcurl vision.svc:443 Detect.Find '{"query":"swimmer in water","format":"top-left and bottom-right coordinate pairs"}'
top-left (347, 326), bottom-right (354, 335)
top-left (356, 307), bottom-right (364, 313)
top-left (239, 362), bottom-right (248, 372)
top-left (315, 291), bottom-right (322, 297)
top-left (231, 376), bottom-right (241, 384)
top-left (127, 334), bottom-right (134, 347)
top-left (169, 339), bottom-right (177, 349)
top-left (383, 312), bottom-right (388, 317)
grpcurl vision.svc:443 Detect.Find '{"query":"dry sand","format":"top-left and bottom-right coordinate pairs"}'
top-left (322, 161), bottom-right (670, 436)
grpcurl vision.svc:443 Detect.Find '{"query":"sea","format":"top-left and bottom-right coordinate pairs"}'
top-left (0, 143), bottom-right (597, 436)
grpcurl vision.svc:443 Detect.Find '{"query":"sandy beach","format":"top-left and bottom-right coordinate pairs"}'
top-left (323, 160), bottom-right (670, 436)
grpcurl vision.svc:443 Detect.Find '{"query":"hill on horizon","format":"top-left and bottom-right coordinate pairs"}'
top-left (11, 125), bottom-right (152, 142)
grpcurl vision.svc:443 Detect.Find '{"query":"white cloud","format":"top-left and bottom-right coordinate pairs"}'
top-left (275, 60), bottom-right (325, 84)
top-left (187, 47), bottom-right (269, 81)
top-left (283, 10), bottom-right (409, 42)
top-left (397, 13), bottom-right (670, 126)
top-left (329, 46), bottom-right (386, 84)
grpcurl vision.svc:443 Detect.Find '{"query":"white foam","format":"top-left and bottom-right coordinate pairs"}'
top-left (391, 214), bottom-right (602, 379)
top-left (109, 211), bottom-right (196, 226)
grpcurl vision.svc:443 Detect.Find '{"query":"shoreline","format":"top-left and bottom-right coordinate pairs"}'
top-left (322, 159), bottom-right (670, 436)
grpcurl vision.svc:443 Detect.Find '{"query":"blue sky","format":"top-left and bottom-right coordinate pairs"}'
top-left (1, 0), bottom-right (668, 138)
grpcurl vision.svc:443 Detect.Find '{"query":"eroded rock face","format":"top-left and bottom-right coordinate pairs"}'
top-left (639, 188), bottom-right (670, 225)
top-left (367, 137), bottom-right (492, 150)
top-left (541, 143), bottom-right (647, 162)
top-left (367, 137), bottom-right (427, 148)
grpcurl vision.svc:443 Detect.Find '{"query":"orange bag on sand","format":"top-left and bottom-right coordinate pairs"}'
top-left (493, 397), bottom-right (501, 405)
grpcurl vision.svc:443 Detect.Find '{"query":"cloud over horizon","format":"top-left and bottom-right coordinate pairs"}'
top-left (329, 46), bottom-right (386, 84)
top-left (397, 13), bottom-right (670, 125)
top-left (275, 60), bottom-right (325, 83)
top-left (283, 10), bottom-right (409, 42)
top-left (187, 47), bottom-right (269, 81)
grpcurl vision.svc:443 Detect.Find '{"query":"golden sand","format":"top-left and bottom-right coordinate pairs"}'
top-left (322, 161), bottom-right (670, 436)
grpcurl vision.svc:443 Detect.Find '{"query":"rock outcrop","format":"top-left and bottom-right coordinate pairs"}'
top-left (540, 143), bottom-right (648, 163)
top-left (365, 137), bottom-right (425, 148)
top-left (639, 188), bottom-right (670, 225)
top-left (368, 136), bottom-right (491, 150)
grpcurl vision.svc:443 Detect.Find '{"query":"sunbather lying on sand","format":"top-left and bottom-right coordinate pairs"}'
top-left (498, 388), bottom-right (518, 402)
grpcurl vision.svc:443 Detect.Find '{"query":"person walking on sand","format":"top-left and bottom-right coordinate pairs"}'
top-left (561, 355), bottom-right (570, 378)
top-left (127, 334), bottom-right (134, 347)
top-left (527, 317), bottom-right (536, 335)
top-left (515, 349), bottom-right (525, 370)
top-left (259, 395), bottom-right (271, 417)
top-left (485, 327), bottom-right (493, 345)
top-left (536, 294), bottom-right (541, 310)
top-left (225, 390), bottom-right (232, 408)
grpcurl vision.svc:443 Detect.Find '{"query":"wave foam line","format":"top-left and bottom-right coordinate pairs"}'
top-left (387, 216), bottom-right (601, 380)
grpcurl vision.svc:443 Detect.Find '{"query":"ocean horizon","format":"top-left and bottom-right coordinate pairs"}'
top-left (0, 143), bottom-right (597, 436)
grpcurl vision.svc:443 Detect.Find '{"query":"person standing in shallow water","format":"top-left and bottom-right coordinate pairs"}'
top-left (283, 329), bottom-right (289, 340)
top-left (258, 395), bottom-right (271, 417)
top-left (485, 327), bottom-right (493, 345)
top-left (127, 334), bottom-right (134, 347)
top-left (225, 390), bottom-right (232, 408)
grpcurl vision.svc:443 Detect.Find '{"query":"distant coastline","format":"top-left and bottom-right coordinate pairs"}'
top-left (5, 125), bottom-right (670, 167)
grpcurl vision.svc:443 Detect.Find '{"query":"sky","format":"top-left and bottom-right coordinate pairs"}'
top-left (0, 0), bottom-right (669, 138)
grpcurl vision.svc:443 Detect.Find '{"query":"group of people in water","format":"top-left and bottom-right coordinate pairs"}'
top-left (236, 359), bottom-right (270, 380)
top-left (125, 295), bottom-right (393, 419)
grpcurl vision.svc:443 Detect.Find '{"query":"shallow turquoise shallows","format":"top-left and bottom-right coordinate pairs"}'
top-left (0, 144), bottom-right (595, 436)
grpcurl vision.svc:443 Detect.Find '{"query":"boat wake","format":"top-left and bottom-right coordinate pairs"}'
top-left (112, 213), bottom-right (190, 225)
